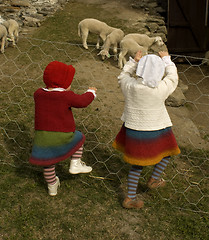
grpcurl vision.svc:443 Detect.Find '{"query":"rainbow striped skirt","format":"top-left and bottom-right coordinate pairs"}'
top-left (112, 124), bottom-right (180, 166)
top-left (29, 130), bottom-right (85, 166)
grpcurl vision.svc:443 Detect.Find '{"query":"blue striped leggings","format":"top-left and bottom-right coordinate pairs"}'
top-left (127, 157), bottom-right (170, 199)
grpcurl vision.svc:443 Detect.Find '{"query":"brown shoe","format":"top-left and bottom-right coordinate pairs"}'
top-left (122, 197), bottom-right (144, 209)
top-left (147, 177), bottom-right (166, 189)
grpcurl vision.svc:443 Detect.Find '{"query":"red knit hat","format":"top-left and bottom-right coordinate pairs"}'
top-left (43, 61), bottom-right (75, 89)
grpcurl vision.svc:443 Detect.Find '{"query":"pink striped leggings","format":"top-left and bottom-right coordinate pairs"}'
top-left (43, 146), bottom-right (83, 185)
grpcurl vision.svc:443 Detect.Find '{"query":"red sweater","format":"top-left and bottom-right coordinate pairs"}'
top-left (34, 88), bottom-right (95, 132)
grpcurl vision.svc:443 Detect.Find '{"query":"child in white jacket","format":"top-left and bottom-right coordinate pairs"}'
top-left (113, 51), bottom-right (180, 209)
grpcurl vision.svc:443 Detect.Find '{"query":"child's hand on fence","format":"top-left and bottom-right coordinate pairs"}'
top-left (159, 51), bottom-right (169, 58)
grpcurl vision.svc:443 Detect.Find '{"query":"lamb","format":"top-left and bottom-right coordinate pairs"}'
top-left (202, 50), bottom-right (209, 66)
top-left (123, 33), bottom-right (164, 49)
top-left (118, 38), bottom-right (148, 69)
top-left (2, 19), bottom-right (19, 47)
top-left (98, 28), bottom-right (124, 60)
top-left (78, 18), bottom-right (117, 50)
top-left (118, 33), bottom-right (165, 69)
top-left (0, 24), bottom-right (7, 53)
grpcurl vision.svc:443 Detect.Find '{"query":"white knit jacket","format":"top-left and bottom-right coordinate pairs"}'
top-left (118, 56), bottom-right (179, 131)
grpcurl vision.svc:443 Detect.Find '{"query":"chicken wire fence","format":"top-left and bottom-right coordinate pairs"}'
top-left (0, 37), bottom-right (208, 214)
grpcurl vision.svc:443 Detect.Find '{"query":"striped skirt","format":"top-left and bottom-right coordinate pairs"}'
top-left (29, 130), bottom-right (85, 166)
top-left (112, 124), bottom-right (180, 166)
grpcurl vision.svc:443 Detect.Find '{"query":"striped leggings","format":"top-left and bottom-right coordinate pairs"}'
top-left (127, 157), bottom-right (170, 199)
top-left (43, 146), bottom-right (83, 185)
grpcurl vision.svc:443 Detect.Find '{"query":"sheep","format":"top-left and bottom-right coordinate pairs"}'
top-left (118, 33), bottom-right (165, 69)
top-left (0, 24), bottom-right (7, 53)
top-left (97, 28), bottom-right (124, 60)
top-left (0, 16), bottom-right (5, 24)
top-left (202, 50), bottom-right (209, 66)
top-left (78, 18), bottom-right (117, 50)
top-left (118, 38), bottom-right (148, 69)
top-left (123, 33), bottom-right (164, 49)
top-left (2, 19), bottom-right (19, 47)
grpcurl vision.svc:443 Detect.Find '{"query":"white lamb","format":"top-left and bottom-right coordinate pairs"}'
top-left (118, 38), bottom-right (148, 69)
top-left (2, 19), bottom-right (19, 47)
top-left (78, 18), bottom-right (117, 50)
top-left (118, 33), bottom-right (165, 69)
top-left (0, 24), bottom-right (7, 53)
top-left (123, 33), bottom-right (164, 49)
top-left (98, 28), bottom-right (124, 60)
top-left (202, 50), bottom-right (209, 66)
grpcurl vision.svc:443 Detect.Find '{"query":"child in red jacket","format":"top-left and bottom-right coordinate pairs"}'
top-left (29, 61), bottom-right (97, 196)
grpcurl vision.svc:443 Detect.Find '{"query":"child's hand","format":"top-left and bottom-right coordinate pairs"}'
top-left (88, 87), bottom-right (97, 93)
top-left (134, 51), bottom-right (142, 62)
top-left (159, 51), bottom-right (169, 58)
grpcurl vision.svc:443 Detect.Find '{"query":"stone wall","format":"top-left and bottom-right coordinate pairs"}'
top-left (131, 0), bottom-right (168, 42)
top-left (0, 0), bottom-right (69, 27)
top-left (132, 0), bottom-right (167, 17)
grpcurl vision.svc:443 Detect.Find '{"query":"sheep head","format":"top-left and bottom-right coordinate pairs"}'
top-left (97, 50), bottom-right (110, 60)
top-left (154, 36), bottom-right (164, 47)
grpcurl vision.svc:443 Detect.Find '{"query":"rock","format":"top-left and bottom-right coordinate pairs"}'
top-left (179, 79), bottom-right (189, 93)
top-left (146, 22), bottom-right (159, 32)
top-left (39, 6), bottom-right (57, 14)
top-left (0, 0), bottom-right (68, 29)
top-left (155, 6), bottom-right (166, 14)
top-left (146, 16), bottom-right (165, 26)
top-left (10, 0), bottom-right (31, 7)
top-left (48, 0), bottom-right (59, 4)
top-left (23, 7), bottom-right (37, 16)
top-left (36, 9), bottom-right (50, 16)
top-left (134, 21), bottom-right (146, 28)
top-left (132, 22), bottom-right (148, 33)
top-left (169, 107), bottom-right (209, 150)
top-left (22, 16), bottom-right (41, 27)
top-left (147, 2), bottom-right (158, 8)
top-left (158, 25), bottom-right (167, 35)
top-left (22, 8), bottom-right (44, 20)
top-left (58, 0), bottom-right (67, 5)
top-left (1, 6), bottom-right (20, 13)
top-left (166, 87), bottom-right (186, 107)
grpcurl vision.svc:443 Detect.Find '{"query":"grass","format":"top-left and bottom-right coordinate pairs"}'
top-left (0, 1), bottom-right (209, 239)
top-left (1, 161), bottom-right (209, 240)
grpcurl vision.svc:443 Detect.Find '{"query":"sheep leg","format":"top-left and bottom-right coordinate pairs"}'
top-left (81, 28), bottom-right (89, 49)
top-left (122, 57), bottom-right (127, 66)
top-left (97, 33), bottom-right (106, 49)
top-left (113, 44), bottom-right (118, 61)
top-left (14, 29), bottom-right (19, 44)
top-left (118, 49), bottom-right (127, 69)
top-left (11, 35), bottom-right (15, 47)
top-left (1, 36), bottom-right (6, 53)
top-left (96, 36), bottom-right (100, 49)
top-left (8, 29), bottom-right (16, 47)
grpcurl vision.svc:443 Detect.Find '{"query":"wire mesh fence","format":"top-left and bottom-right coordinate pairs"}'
top-left (0, 37), bottom-right (208, 214)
